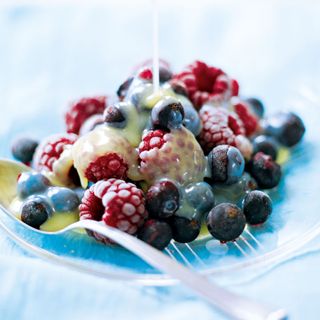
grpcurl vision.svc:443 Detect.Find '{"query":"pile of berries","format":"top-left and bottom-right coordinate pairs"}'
top-left (11, 59), bottom-right (305, 250)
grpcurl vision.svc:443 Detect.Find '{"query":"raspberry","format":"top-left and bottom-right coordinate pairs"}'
top-left (138, 129), bottom-right (166, 154)
top-left (173, 61), bottom-right (239, 109)
top-left (65, 96), bottom-right (107, 134)
top-left (232, 99), bottom-right (259, 136)
top-left (34, 133), bottom-right (77, 172)
top-left (198, 106), bottom-right (245, 154)
top-left (79, 179), bottom-right (147, 243)
top-left (85, 153), bottom-right (128, 182)
top-left (138, 67), bottom-right (153, 80)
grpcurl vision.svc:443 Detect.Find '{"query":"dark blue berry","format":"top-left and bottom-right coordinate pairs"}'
top-left (117, 77), bottom-right (134, 100)
top-left (47, 187), bottom-right (80, 212)
top-left (74, 187), bottom-right (85, 202)
top-left (17, 172), bottom-right (51, 199)
top-left (264, 112), bottom-right (305, 147)
top-left (181, 98), bottom-right (202, 136)
top-left (11, 137), bottom-right (38, 163)
top-left (247, 152), bottom-right (281, 189)
top-left (146, 180), bottom-right (180, 219)
top-left (252, 135), bottom-right (279, 161)
top-left (151, 97), bottom-right (184, 130)
top-left (138, 219), bottom-right (172, 250)
top-left (185, 182), bottom-right (215, 215)
top-left (245, 97), bottom-right (264, 118)
top-left (243, 190), bottom-right (272, 225)
top-left (21, 196), bottom-right (52, 229)
top-left (207, 203), bottom-right (246, 242)
top-left (159, 67), bottom-right (173, 83)
top-left (103, 103), bottom-right (126, 128)
top-left (208, 145), bottom-right (245, 185)
top-left (170, 216), bottom-right (201, 243)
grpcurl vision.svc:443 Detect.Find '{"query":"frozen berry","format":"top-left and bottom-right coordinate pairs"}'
top-left (146, 180), bottom-right (180, 219)
top-left (11, 137), bottom-right (38, 164)
top-left (47, 187), bottom-right (80, 212)
top-left (252, 135), bottom-right (279, 161)
top-left (208, 145), bottom-right (245, 185)
top-left (207, 203), bottom-right (246, 242)
top-left (17, 172), bottom-right (51, 199)
top-left (21, 197), bottom-right (52, 229)
top-left (138, 219), bottom-right (172, 250)
top-left (117, 77), bottom-right (134, 100)
top-left (247, 152), bottom-right (282, 189)
top-left (79, 179), bottom-right (147, 243)
top-left (65, 96), bottom-right (106, 134)
top-left (180, 97), bottom-right (202, 136)
top-left (151, 97), bottom-right (184, 130)
top-left (185, 182), bottom-right (215, 215)
top-left (264, 112), bottom-right (305, 147)
top-left (243, 190), bottom-right (272, 225)
top-left (103, 103), bottom-right (126, 128)
top-left (170, 216), bottom-right (201, 243)
top-left (138, 67), bottom-right (153, 81)
top-left (159, 66), bottom-right (173, 83)
top-left (79, 114), bottom-right (104, 135)
top-left (170, 79), bottom-right (188, 97)
top-left (245, 97), bottom-right (265, 118)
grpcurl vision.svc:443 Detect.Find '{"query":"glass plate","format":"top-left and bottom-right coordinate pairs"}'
top-left (0, 88), bottom-right (319, 286)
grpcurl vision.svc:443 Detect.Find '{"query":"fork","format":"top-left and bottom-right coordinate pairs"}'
top-left (8, 219), bottom-right (286, 320)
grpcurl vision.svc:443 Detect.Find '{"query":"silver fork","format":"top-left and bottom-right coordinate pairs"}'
top-left (23, 219), bottom-right (286, 320)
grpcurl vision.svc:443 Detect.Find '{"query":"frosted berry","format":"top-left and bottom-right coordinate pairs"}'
top-left (11, 137), bottom-right (38, 164)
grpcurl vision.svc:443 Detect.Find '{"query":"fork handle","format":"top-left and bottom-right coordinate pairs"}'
top-left (68, 220), bottom-right (287, 320)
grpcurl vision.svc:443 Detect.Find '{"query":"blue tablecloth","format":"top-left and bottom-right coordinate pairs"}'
top-left (1, 2), bottom-right (320, 319)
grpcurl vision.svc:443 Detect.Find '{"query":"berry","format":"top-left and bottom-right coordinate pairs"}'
top-left (79, 179), bottom-right (147, 243)
top-left (34, 133), bottom-right (78, 172)
top-left (17, 172), bottom-right (51, 199)
top-left (117, 77), bottom-right (134, 100)
top-left (65, 96), bottom-right (106, 134)
top-left (103, 103), bottom-right (126, 128)
top-left (173, 60), bottom-right (239, 109)
top-left (252, 135), bottom-right (278, 161)
top-left (151, 97), bottom-right (184, 130)
top-left (138, 67), bottom-right (153, 81)
top-left (146, 180), bottom-right (180, 219)
top-left (138, 129), bottom-right (166, 153)
top-left (11, 137), bottom-right (38, 164)
top-left (79, 114), bottom-right (104, 135)
top-left (170, 216), bottom-right (201, 243)
top-left (138, 219), bottom-right (172, 250)
top-left (169, 79), bottom-right (188, 97)
top-left (245, 97), bottom-right (265, 118)
top-left (208, 145), bottom-right (245, 185)
top-left (85, 153), bottom-right (128, 183)
top-left (207, 203), bottom-right (246, 242)
top-left (74, 187), bottom-right (85, 202)
top-left (231, 99), bottom-right (259, 136)
top-left (264, 112), bottom-right (305, 147)
top-left (243, 190), bottom-right (272, 225)
top-left (184, 182), bottom-right (215, 215)
top-left (198, 105), bottom-right (246, 155)
top-left (247, 152), bottom-right (282, 189)
top-left (159, 66), bottom-right (173, 83)
top-left (180, 97), bottom-right (202, 136)
top-left (21, 197), bottom-right (52, 229)
top-left (47, 187), bottom-right (80, 212)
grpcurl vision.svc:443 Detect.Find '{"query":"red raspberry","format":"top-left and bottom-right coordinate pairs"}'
top-left (79, 179), bottom-right (148, 243)
top-left (232, 100), bottom-right (259, 136)
top-left (138, 129), bottom-right (166, 154)
top-left (65, 96), bottom-right (107, 134)
top-left (138, 67), bottom-right (153, 80)
top-left (34, 133), bottom-right (78, 172)
top-left (85, 153), bottom-right (128, 183)
top-left (173, 60), bottom-right (239, 109)
top-left (199, 106), bottom-right (245, 154)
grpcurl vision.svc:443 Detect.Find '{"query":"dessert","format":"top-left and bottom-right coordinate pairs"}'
top-left (9, 59), bottom-right (306, 250)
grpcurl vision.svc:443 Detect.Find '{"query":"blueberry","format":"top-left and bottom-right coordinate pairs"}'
top-left (146, 180), bottom-right (180, 219)
top-left (185, 182), bottom-right (215, 215)
top-left (208, 145), bottom-right (245, 185)
top-left (245, 97), bottom-right (264, 118)
top-left (17, 172), bottom-right (51, 199)
top-left (170, 216), bottom-right (201, 243)
top-left (79, 114), bottom-right (104, 135)
top-left (11, 137), bottom-right (38, 163)
top-left (138, 219), bottom-right (172, 250)
top-left (74, 187), bottom-right (85, 202)
top-left (159, 66), bottom-right (173, 83)
top-left (207, 203), bottom-right (246, 242)
top-left (47, 187), bottom-right (80, 212)
top-left (243, 190), bottom-right (272, 225)
top-left (170, 81), bottom-right (188, 97)
top-left (264, 112), bottom-right (305, 147)
top-left (103, 103), bottom-right (126, 128)
top-left (247, 152), bottom-right (282, 189)
top-left (117, 77), bottom-right (134, 100)
top-left (21, 196), bottom-right (52, 229)
top-left (252, 135), bottom-right (279, 161)
top-left (180, 97), bottom-right (202, 136)
top-left (151, 97), bottom-right (184, 130)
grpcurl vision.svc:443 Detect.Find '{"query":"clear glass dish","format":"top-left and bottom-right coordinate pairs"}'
top-left (0, 88), bottom-right (319, 286)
